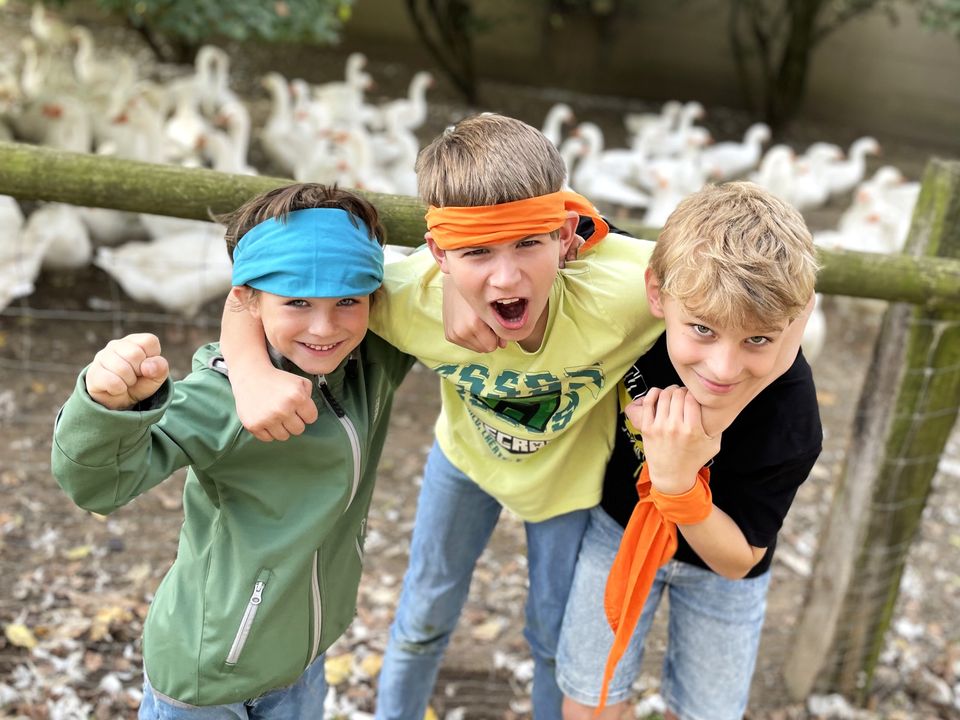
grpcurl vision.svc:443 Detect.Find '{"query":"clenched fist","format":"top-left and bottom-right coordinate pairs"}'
top-left (85, 333), bottom-right (170, 410)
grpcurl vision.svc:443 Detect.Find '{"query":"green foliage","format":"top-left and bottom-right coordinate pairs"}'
top-left (91, 0), bottom-right (354, 45)
top-left (920, 0), bottom-right (960, 38)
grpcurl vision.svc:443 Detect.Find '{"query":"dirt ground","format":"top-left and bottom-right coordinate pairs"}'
top-left (2, 2), bottom-right (960, 719)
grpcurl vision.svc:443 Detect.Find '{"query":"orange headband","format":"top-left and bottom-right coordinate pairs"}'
top-left (425, 190), bottom-right (609, 251)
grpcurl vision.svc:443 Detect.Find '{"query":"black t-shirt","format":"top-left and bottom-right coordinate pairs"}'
top-left (600, 332), bottom-right (823, 577)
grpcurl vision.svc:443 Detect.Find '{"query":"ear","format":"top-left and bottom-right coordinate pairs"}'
top-left (556, 211), bottom-right (579, 263)
top-left (232, 286), bottom-right (261, 319)
top-left (425, 232), bottom-right (450, 274)
top-left (645, 267), bottom-right (665, 318)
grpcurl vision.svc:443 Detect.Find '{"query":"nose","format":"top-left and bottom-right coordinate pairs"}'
top-left (705, 343), bottom-right (742, 383)
top-left (488, 253), bottom-right (522, 289)
top-left (309, 309), bottom-right (337, 336)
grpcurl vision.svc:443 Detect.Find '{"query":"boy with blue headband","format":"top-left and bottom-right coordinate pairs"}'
top-left (51, 184), bottom-right (414, 718)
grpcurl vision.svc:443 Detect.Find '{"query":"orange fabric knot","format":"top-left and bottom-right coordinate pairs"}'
top-left (424, 190), bottom-right (609, 251)
top-left (595, 464), bottom-right (713, 714)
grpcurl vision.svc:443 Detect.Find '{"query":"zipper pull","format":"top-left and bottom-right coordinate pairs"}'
top-left (317, 375), bottom-right (346, 418)
top-left (251, 581), bottom-right (265, 605)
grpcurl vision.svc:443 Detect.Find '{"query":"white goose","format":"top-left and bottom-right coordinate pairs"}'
top-left (0, 195), bottom-right (35, 312)
top-left (571, 123), bottom-right (649, 216)
top-left (652, 101), bottom-right (706, 158)
top-left (822, 137), bottom-right (881, 197)
top-left (541, 103), bottom-right (575, 147)
top-left (314, 52), bottom-right (375, 130)
top-left (195, 45), bottom-right (240, 119)
top-left (801, 294), bottom-right (826, 364)
top-left (12, 95), bottom-right (93, 153)
top-left (27, 202), bottom-right (93, 270)
top-left (700, 123), bottom-right (771, 180)
top-left (94, 223), bottom-right (232, 317)
top-left (203, 99), bottom-right (256, 175)
top-left (260, 72), bottom-right (307, 175)
top-left (378, 71), bottom-right (433, 133)
top-left (163, 81), bottom-right (210, 165)
top-left (624, 100), bottom-right (682, 149)
top-left (749, 145), bottom-right (797, 202)
top-left (786, 143), bottom-right (842, 211)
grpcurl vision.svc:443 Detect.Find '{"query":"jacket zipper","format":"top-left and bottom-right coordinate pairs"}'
top-left (317, 375), bottom-right (362, 510)
top-left (309, 548), bottom-right (322, 664)
top-left (225, 572), bottom-right (269, 666)
top-left (308, 376), bottom-right (361, 665)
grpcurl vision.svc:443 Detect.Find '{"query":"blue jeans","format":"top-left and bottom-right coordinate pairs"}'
top-left (556, 506), bottom-right (770, 720)
top-left (375, 441), bottom-right (589, 720)
top-left (139, 656), bottom-right (327, 719)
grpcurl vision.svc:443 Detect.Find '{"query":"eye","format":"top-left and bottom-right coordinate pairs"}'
top-left (461, 247), bottom-right (488, 257)
top-left (337, 298), bottom-right (360, 307)
top-left (746, 335), bottom-right (771, 346)
top-left (286, 299), bottom-right (309, 308)
top-left (518, 238), bottom-right (540, 248)
top-left (691, 324), bottom-right (713, 337)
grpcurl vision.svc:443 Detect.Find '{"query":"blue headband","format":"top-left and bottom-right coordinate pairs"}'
top-left (232, 208), bottom-right (384, 298)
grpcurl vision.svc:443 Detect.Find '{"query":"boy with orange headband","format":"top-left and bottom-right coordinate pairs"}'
top-left (555, 183), bottom-right (822, 720)
top-left (218, 113), bottom-right (663, 718)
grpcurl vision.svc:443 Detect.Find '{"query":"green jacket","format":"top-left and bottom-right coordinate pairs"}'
top-left (51, 336), bottom-right (413, 705)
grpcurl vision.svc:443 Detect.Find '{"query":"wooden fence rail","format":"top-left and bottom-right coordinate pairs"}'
top-left (2, 141), bottom-right (960, 308)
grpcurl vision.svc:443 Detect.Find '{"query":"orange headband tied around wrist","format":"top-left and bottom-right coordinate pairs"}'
top-left (425, 189), bottom-right (609, 251)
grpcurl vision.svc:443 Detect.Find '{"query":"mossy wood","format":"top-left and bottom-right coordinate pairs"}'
top-left (2, 142), bottom-right (960, 309)
top-left (784, 158), bottom-right (960, 703)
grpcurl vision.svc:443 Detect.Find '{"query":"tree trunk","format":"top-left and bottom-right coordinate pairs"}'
top-left (766, 1), bottom-right (823, 128)
top-left (406, 0), bottom-right (477, 103)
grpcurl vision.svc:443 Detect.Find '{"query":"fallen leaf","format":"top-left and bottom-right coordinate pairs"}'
top-left (325, 653), bottom-right (353, 685)
top-left (4, 623), bottom-right (37, 649)
top-left (359, 652), bottom-right (383, 678)
top-left (64, 545), bottom-right (93, 560)
top-left (471, 618), bottom-right (505, 642)
top-left (90, 605), bottom-right (134, 641)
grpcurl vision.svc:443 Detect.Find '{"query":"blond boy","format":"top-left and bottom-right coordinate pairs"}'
top-left (556, 183), bottom-right (821, 720)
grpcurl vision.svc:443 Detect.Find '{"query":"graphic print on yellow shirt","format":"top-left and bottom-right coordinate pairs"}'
top-left (434, 360), bottom-right (605, 457)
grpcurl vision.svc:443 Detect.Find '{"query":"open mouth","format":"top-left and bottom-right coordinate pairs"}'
top-left (491, 298), bottom-right (528, 329)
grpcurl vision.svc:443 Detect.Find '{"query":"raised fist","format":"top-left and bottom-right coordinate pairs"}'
top-left (85, 333), bottom-right (170, 410)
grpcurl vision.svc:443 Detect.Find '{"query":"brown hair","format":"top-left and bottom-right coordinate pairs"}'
top-left (651, 182), bottom-right (819, 328)
top-left (217, 183), bottom-right (386, 262)
top-left (416, 113), bottom-right (566, 207)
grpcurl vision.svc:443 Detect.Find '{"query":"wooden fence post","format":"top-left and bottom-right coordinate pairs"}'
top-left (784, 158), bottom-right (960, 702)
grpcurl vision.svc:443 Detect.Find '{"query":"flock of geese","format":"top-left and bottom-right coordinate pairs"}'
top-left (0, 5), bottom-right (921, 359)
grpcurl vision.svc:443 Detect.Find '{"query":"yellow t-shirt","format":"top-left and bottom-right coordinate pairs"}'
top-left (371, 233), bottom-right (663, 521)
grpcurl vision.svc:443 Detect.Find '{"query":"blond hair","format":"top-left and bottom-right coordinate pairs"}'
top-left (416, 113), bottom-right (566, 207)
top-left (651, 182), bottom-right (818, 328)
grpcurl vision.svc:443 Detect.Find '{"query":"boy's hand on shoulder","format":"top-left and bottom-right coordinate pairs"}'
top-left (86, 333), bottom-right (169, 411)
top-left (234, 367), bottom-right (318, 442)
top-left (626, 385), bottom-right (721, 495)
